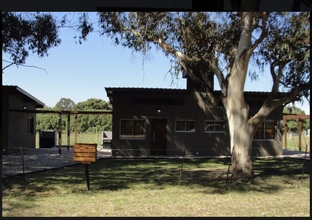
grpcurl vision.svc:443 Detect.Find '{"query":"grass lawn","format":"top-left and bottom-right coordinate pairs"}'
top-left (2, 157), bottom-right (310, 217)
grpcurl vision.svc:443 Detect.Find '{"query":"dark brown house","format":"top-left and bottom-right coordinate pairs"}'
top-left (105, 75), bottom-right (284, 157)
top-left (2, 85), bottom-right (45, 154)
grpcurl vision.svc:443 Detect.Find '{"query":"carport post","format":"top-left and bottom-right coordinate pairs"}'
top-left (283, 119), bottom-right (288, 148)
top-left (74, 115), bottom-right (78, 143)
top-left (67, 114), bottom-right (70, 151)
top-left (298, 120), bottom-right (302, 151)
top-left (58, 114), bottom-right (62, 155)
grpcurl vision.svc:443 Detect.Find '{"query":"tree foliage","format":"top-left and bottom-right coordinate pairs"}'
top-left (73, 98), bottom-right (112, 132)
top-left (55, 98), bottom-right (75, 110)
top-left (2, 12), bottom-right (62, 66)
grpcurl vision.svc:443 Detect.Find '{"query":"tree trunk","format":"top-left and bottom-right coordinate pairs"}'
top-left (224, 90), bottom-right (254, 179)
top-left (223, 12), bottom-right (255, 180)
top-left (228, 106), bottom-right (254, 179)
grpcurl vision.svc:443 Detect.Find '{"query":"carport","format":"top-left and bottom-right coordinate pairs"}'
top-left (10, 109), bottom-right (112, 155)
top-left (283, 114), bottom-right (310, 151)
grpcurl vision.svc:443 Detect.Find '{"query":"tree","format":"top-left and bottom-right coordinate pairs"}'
top-left (2, 12), bottom-right (63, 72)
top-left (75, 11), bottom-right (310, 179)
top-left (55, 98), bottom-right (75, 110)
top-left (73, 99), bottom-right (112, 133)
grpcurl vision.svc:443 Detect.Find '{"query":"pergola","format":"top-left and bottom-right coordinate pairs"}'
top-left (283, 114), bottom-right (310, 151)
top-left (10, 109), bottom-right (112, 155)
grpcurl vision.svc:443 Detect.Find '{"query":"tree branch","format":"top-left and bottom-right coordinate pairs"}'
top-left (270, 61), bottom-right (285, 96)
top-left (249, 82), bottom-right (310, 130)
top-left (2, 63), bottom-right (14, 73)
top-left (2, 59), bottom-right (48, 74)
top-left (247, 12), bottom-right (268, 56)
top-left (210, 59), bottom-right (227, 96)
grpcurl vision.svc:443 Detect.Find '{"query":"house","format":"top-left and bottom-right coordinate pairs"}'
top-left (105, 75), bottom-right (284, 157)
top-left (2, 85), bottom-right (45, 154)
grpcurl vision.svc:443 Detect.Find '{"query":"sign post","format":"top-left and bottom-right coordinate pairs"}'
top-left (73, 143), bottom-right (97, 190)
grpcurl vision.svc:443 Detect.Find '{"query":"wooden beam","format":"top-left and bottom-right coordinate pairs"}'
top-left (283, 114), bottom-right (310, 120)
top-left (10, 109), bottom-right (112, 115)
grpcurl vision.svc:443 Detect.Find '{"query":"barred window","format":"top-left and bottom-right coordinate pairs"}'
top-left (204, 120), bottom-right (225, 133)
top-left (120, 119), bottom-right (145, 140)
top-left (254, 120), bottom-right (276, 140)
top-left (176, 120), bottom-right (196, 132)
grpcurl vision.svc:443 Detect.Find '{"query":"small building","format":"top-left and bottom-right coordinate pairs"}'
top-left (2, 85), bottom-right (45, 154)
top-left (105, 83), bottom-right (284, 157)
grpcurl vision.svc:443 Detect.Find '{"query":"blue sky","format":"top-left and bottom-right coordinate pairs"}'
top-left (2, 12), bottom-right (310, 114)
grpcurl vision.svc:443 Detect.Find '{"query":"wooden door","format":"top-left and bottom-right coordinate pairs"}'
top-left (151, 119), bottom-right (167, 156)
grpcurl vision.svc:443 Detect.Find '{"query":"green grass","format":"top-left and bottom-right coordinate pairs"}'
top-left (2, 158), bottom-right (310, 217)
top-left (284, 134), bottom-right (310, 151)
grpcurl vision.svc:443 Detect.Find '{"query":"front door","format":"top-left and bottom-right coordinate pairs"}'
top-left (151, 119), bottom-right (167, 156)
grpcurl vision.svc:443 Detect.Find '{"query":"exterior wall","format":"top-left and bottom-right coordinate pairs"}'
top-left (110, 89), bottom-right (284, 157)
top-left (111, 90), bottom-right (231, 157)
top-left (250, 105), bottom-right (284, 156)
top-left (2, 93), bottom-right (9, 153)
top-left (3, 92), bottom-right (37, 154)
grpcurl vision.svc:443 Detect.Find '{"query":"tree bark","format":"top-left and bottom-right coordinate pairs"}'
top-left (224, 88), bottom-right (254, 179)
top-left (223, 12), bottom-right (255, 179)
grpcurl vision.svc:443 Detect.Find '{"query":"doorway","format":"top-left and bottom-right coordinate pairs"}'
top-left (151, 119), bottom-right (167, 156)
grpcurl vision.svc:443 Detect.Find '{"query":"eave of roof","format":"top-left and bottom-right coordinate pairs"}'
top-left (2, 85), bottom-right (45, 108)
top-left (105, 87), bottom-right (288, 96)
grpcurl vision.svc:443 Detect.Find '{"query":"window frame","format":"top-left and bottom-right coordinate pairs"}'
top-left (204, 120), bottom-right (226, 133)
top-left (27, 117), bottom-right (34, 134)
top-left (253, 119), bottom-right (276, 140)
top-left (119, 119), bottom-right (146, 140)
top-left (175, 119), bottom-right (196, 133)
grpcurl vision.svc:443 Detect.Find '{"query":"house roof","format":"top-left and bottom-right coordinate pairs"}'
top-left (105, 87), bottom-right (290, 104)
top-left (105, 87), bottom-right (191, 104)
top-left (2, 85), bottom-right (45, 108)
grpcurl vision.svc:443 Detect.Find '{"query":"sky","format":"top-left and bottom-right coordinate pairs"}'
top-left (2, 12), bottom-right (310, 115)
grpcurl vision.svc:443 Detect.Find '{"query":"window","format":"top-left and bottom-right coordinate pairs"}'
top-left (27, 117), bottom-right (34, 134)
top-left (204, 120), bottom-right (225, 133)
top-left (254, 120), bottom-right (276, 140)
top-left (175, 120), bottom-right (196, 132)
top-left (120, 119), bottom-right (145, 140)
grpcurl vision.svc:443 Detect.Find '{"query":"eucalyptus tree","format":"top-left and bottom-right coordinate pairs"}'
top-left (75, 11), bottom-right (310, 179)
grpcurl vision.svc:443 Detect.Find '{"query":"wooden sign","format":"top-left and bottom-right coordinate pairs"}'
top-left (73, 143), bottom-right (97, 190)
top-left (73, 143), bottom-right (97, 164)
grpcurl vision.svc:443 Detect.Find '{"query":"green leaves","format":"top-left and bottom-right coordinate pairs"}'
top-left (2, 12), bottom-right (61, 65)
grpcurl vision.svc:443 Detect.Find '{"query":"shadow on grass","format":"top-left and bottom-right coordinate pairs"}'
top-left (2, 157), bottom-right (310, 198)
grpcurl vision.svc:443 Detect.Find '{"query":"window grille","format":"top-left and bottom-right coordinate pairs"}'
top-left (175, 120), bottom-right (196, 132)
top-left (204, 120), bottom-right (225, 133)
top-left (254, 120), bottom-right (276, 140)
top-left (120, 119), bottom-right (145, 140)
